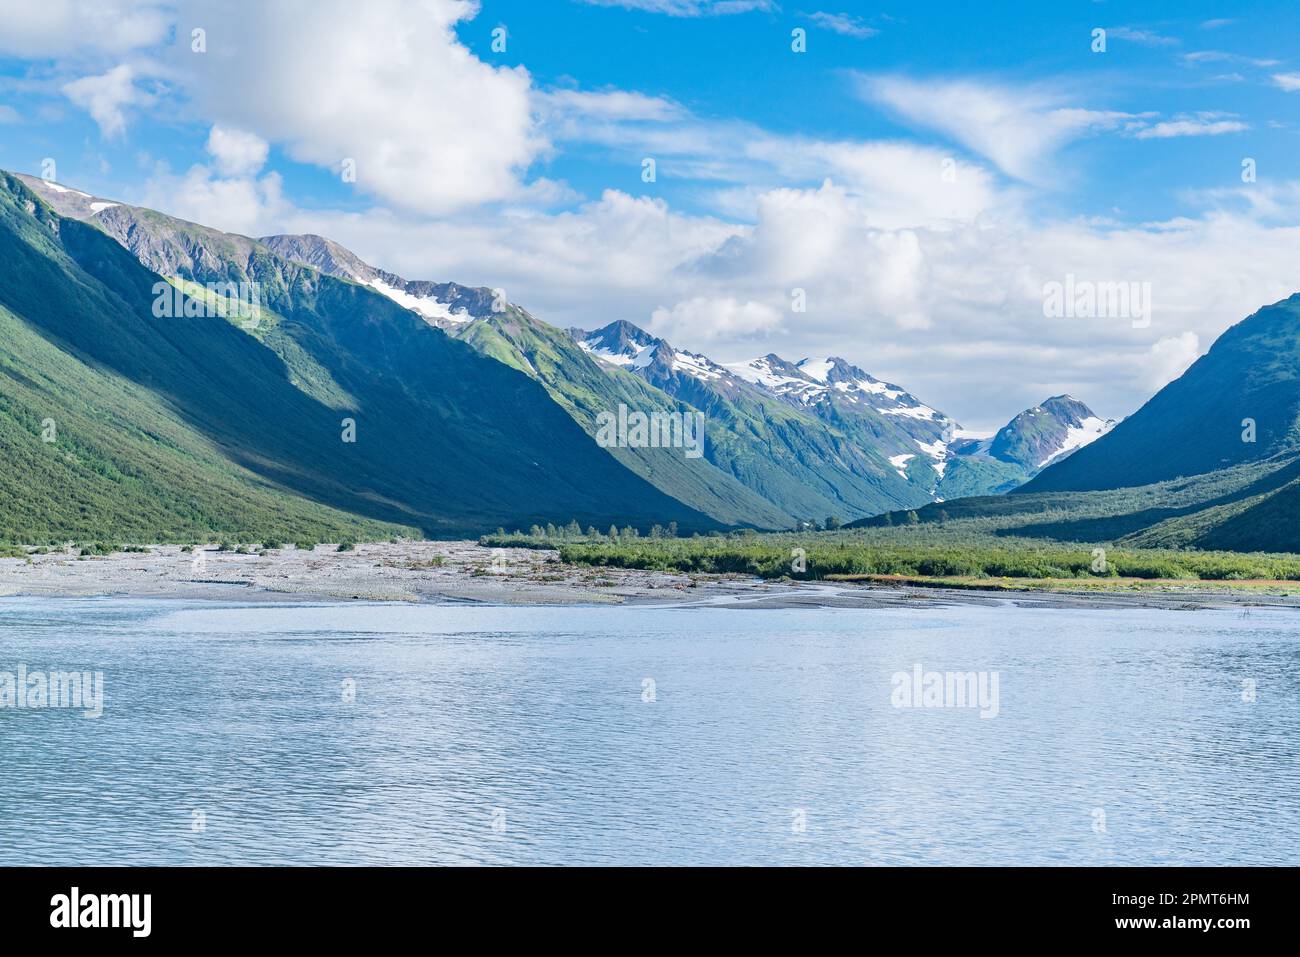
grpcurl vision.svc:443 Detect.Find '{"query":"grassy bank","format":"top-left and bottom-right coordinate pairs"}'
top-left (553, 532), bottom-right (1300, 583)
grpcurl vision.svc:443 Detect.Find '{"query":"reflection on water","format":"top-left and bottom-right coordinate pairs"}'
top-left (1, 597), bottom-right (1297, 865)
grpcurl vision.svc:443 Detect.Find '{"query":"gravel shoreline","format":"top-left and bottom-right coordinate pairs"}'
top-left (2, 541), bottom-right (1299, 611)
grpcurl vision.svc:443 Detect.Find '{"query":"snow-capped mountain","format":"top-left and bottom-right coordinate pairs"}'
top-left (727, 355), bottom-right (944, 423)
top-left (574, 323), bottom-right (966, 497)
top-left (260, 234), bottom-right (492, 326)
top-left (166, 225), bottom-right (1113, 521)
top-left (989, 395), bottom-right (1115, 471)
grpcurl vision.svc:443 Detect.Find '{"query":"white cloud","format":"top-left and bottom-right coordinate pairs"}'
top-left (540, 84), bottom-right (1011, 229)
top-left (135, 163), bottom-right (292, 237)
top-left (575, 0), bottom-right (774, 14)
top-left (1144, 332), bottom-right (1202, 390)
top-left (541, 89), bottom-right (684, 123)
top-left (167, 0), bottom-right (541, 216)
top-left (1134, 114), bottom-right (1248, 139)
top-left (808, 12), bottom-right (878, 38)
top-left (61, 64), bottom-right (140, 137)
top-left (1271, 73), bottom-right (1300, 92)
top-left (1106, 26), bottom-right (1179, 47)
top-left (854, 75), bottom-right (1137, 181)
top-left (1182, 50), bottom-right (1278, 67)
top-left (651, 296), bottom-right (782, 340)
top-left (0, 0), bottom-right (170, 57)
top-left (8, 0), bottom-right (1292, 429)
top-left (206, 126), bottom-right (269, 177)
top-left (0, 105), bottom-right (20, 123)
top-left (135, 161), bottom-right (1300, 429)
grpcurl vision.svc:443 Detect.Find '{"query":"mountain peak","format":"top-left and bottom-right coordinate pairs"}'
top-left (989, 395), bottom-right (1113, 471)
top-left (1022, 293), bottom-right (1300, 494)
top-left (573, 320), bottom-right (664, 369)
top-left (261, 233), bottom-right (374, 283)
top-left (261, 233), bottom-right (493, 325)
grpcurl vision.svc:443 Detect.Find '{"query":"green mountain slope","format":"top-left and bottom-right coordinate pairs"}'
top-left (264, 234), bottom-right (926, 527)
top-left (575, 323), bottom-right (941, 520)
top-left (1021, 295), bottom-right (1300, 493)
top-left (0, 171), bottom-right (717, 540)
top-left (261, 233), bottom-right (790, 527)
top-left (848, 297), bottom-right (1300, 554)
top-left (850, 438), bottom-right (1300, 552)
top-left (453, 309), bottom-right (793, 528)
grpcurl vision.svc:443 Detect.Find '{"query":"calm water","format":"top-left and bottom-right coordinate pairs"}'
top-left (1, 596), bottom-right (1297, 866)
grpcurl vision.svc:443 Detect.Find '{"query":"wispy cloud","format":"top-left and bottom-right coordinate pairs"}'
top-left (1182, 50), bottom-right (1279, 67)
top-left (576, 0), bottom-right (775, 15)
top-left (1272, 73), bottom-right (1300, 92)
top-left (808, 11), bottom-right (879, 39)
top-left (1106, 26), bottom-right (1180, 47)
top-left (853, 75), bottom-right (1138, 181)
top-left (1133, 113), bottom-right (1248, 139)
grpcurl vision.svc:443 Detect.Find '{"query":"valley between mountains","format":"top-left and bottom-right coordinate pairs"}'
top-left (3, 169), bottom-right (1299, 561)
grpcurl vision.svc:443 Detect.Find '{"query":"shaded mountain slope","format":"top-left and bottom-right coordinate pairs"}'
top-left (2, 172), bottom-right (716, 538)
top-left (1021, 295), bottom-right (1300, 493)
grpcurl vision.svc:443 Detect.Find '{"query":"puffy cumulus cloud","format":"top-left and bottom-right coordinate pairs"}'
top-left (61, 64), bottom-right (141, 136)
top-left (206, 126), bottom-right (269, 177)
top-left (166, 0), bottom-right (540, 215)
top-left (650, 297), bottom-right (782, 341)
top-left (749, 139), bottom-right (1011, 230)
top-left (0, 0), bottom-right (171, 57)
top-left (134, 163), bottom-right (293, 238)
top-left (1144, 332), bottom-right (1203, 390)
top-left (854, 74), bottom-right (1141, 182)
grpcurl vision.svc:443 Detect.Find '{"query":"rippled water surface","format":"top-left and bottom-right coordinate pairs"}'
top-left (1, 597), bottom-right (1297, 865)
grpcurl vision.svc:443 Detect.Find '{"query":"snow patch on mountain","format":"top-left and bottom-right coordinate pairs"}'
top-left (672, 350), bottom-right (726, 381)
top-left (1037, 415), bottom-right (1111, 468)
top-left (579, 338), bottom-right (658, 369)
top-left (40, 182), bottom-right (90, 197)
top-left (370, 278), bottom-right (472, 324)
top-left (796, 358), bottom-right (834, 382)
top-left (883, 403), bottom-right (942, 421)
top-left (914, 438), bottom-right (949, 477)
top-left (725, 357), bottom-right (815, 396)
top-left (888, 453), bottom-right (915, 479)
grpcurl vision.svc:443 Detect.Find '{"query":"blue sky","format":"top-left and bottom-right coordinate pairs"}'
top-left (1, 0), bottom-right (1299, 429)
top-left (467, 0), bottom-right (1300, 223)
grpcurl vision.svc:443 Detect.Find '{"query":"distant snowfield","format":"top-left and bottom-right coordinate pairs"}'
top-left (1037, 415), bottom-right (1112, 468)
top-left (888, 453), bottom-right (915, 479)
top-left (579, 339), bottom-right (658, 369)
top-left (370, 278), bottom-right (471, 324)
top-left (672, 351), bottom-right (724, 381)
